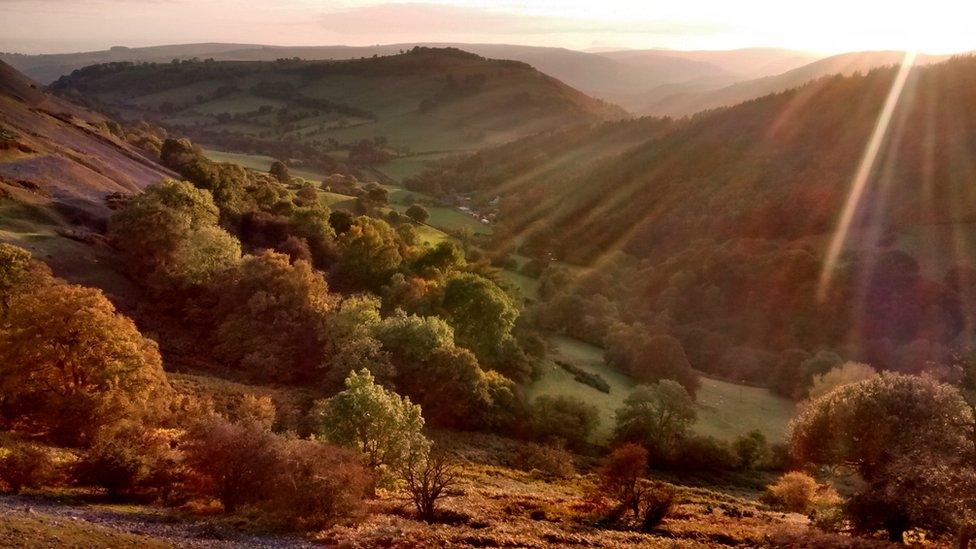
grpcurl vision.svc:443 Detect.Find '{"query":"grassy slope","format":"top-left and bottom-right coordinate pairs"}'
top-left (0, 509), bottom-right (172, 549)
top-left (527, 336), bottom-right (795, 443)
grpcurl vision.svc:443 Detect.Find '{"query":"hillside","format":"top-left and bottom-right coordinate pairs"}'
top-left (410, 56), bottom-right (976, 382)
top-left (0, 60), bottom-right (172, 294)
top-left (48, 47), bottom-right (626, 161)
top-left (2, 42), bottom-right (821, 107)
top-left (633, 50), bottom-right (954, 116)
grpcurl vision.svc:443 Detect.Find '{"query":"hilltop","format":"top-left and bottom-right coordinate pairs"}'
top-left (47, 47), bottom-right (626, 162)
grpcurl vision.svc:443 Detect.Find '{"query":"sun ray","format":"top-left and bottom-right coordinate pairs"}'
top-left (817, 50), bottom-right (918, 301)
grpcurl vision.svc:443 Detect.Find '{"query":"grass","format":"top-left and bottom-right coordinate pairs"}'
top-left (0, 512), bottom-right (172, 549)
top-left (527, 336), bottom-right (795, 443)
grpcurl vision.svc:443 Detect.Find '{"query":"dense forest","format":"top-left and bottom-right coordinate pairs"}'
top-left (408, 56), bottom-right (976, 394)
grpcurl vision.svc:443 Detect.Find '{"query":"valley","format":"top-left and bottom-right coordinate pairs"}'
top-left (0, 24), bottom-right (975, 548)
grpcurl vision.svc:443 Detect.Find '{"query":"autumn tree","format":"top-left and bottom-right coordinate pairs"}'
top-left (334, 216), bottom-right (403, 290)
top-left (269, 160), bottom-right (291, 184)
top-left (0, 244), bottom-right (48, 311)
top-left (595, 443), bottom-right (649, 520)
top-left (214, 251), bottom-right (338, 381)
top-left (790, 373), bottom-right (974, 542)
top-left (807, 361), bottom-right (877, 400)
top-left (0, 283), bottom-right (169, 446)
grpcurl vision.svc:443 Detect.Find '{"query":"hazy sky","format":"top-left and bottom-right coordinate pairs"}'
top-left (2, 0), bottom-right (975, 55)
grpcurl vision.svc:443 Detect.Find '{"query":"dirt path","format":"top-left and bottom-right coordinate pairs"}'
top-left (0, 494), bottom-right (321, 548)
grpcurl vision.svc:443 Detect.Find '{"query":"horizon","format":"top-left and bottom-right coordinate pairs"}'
top-left (2, 0), bottom-right (975, 56)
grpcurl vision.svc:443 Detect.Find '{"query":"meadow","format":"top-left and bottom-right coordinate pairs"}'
top-left (526, 336), bottom-right (795, 443)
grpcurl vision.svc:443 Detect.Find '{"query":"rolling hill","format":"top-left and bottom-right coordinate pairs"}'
top-left (1, 42), bottom-right (821, 111)
top-left (47, 47), bottom-right (626, 161)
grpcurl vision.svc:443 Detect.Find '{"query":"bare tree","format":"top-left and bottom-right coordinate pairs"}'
top-left (400, 445), bottom-right (458, 522)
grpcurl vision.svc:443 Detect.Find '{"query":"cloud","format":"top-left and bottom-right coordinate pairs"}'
top-left (318, 2), bottom-right (721, 38)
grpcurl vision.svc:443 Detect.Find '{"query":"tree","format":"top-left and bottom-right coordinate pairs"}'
top-left (442, 273), bottom-right (519, 364)
top-left (312, 369), bottom-right (429, 488)
top-left (629, 334), bottom-right (699, 397)
top-left (807, 361), bottom-right (877, 400)
top-left (0, 442), bottom-right (55, 494)
top-left (269, 160), bottom-right (291, 184)
top-left (732, 430), bottom-right (769, 470)
top-left (613, 381), bottom-right (696, 458)
top-left (214, 251), bottom-right (337, 381)
top-left (108, 179), bottom-right (220, 277)
top-left (0, 283), bottom-right (169, 446)
top-left (0, 244), bottom-right (47, 311)
top-left (323, 295), bottom-right (392, 390)
top-left (335, 216), bottom-right (403, 290)
top-left (405, 204), bottom-right (430, 224)
top-left (400, 445), bottom-right (458, 522)
top-left (161, 225), bottom-right (242, 288)
top-left (790, 373), bottom-right (974, 542)
top-left (531, 395), bottom-right (599, 450)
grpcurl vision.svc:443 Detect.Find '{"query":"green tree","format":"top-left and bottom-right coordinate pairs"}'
top-left (441, 273), bottom-right (518, 362)
top-left (312, 369), bottom-right (429, 488)
top-left (807, 361), bottom-right (877, 400)
top-left (613, 380), bottom-right (696, 458)
top-left (405, 204), bottom-right (430, 224)
top-left (0, 283), bottom-right (169, 445)
top-left (160, 225), bottom-right (242, 288)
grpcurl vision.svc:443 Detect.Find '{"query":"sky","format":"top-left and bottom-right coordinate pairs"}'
top-left (1, 0), bottom-right (975, 55)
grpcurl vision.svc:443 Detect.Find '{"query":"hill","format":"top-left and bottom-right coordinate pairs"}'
top-left (0, 60), bottom-right (173, 294)
top-left (632, 50), bottom-right (954, 116)
top-left (408, 56), bottom-right (976, 383)
top-left (48, 47), bottom-right (626, 162)
top-left (2, 42), bottom-right (822, 109)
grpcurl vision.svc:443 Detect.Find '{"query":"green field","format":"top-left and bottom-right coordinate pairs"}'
top-left (203, 149), bottom-right (339, 183)
top-left (526, 336), bottom-right (795, 443)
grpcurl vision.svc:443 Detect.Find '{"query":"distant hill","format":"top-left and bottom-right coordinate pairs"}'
top-left (1, 42), bottom-right (822, 109)
top-left (631, 51), bottom-right (955, 116)
top-left (47, 47), bottom-right (626, 159)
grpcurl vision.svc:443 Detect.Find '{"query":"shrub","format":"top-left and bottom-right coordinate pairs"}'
top-left (271, 437), bottom-right (369, 529)
top-left (640, 483), bottom-right (675, 532)
top-left (231, 394), bottom-right (276, 430)
top-left (595, 443), bottom-right (649, 520)
top-left (764, 471), bottom-right (826, 513)
top-left (732, 430), bottom-right (770, 470)
top-left (530, 395), bottom-right (598, 450)
top-left (555, 360), bottom-right (610, 393)
top-left (0, 442), bottom-right (56, 493)
top-left (181, 417), bottom-right (281, 512)
top-left (666, 435), bottom-right (736, 472)
top-left (511, 443), bottom-right (575, 478)
top-left (75, 424), bottom-right (177, 500)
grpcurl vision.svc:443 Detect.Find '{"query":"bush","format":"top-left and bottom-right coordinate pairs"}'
top-left (75, 424), bottom-right (178, 500)
top-left (555, 360), bottom-right (610, 393)
top-left (181, 417), bottom-right (281, 512)
top-left (594, 443), bottom-right (649, 520)
top-left (0, 442), bottom-right (56, 493)
top-left (511, 443), bottom-right (575, 478)
top-left (763, 471), bottom-right (838, 514)
top-left (665, 435), bottom-right (736, 472)
top-left (640, 483), bottom-right (675, 531)
top-left (530, 395), bottom-right (598, 450)
top-left (270, 437), bottom-right (369, 529)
